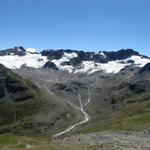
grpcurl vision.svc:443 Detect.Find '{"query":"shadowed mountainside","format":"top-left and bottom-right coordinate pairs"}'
top-left (0, 64), bottom-right (83, 137)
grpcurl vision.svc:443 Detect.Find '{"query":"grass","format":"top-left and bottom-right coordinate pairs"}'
top-left (0, 93), bottom-right (44, 134)
top-left (81, 101), bottom-right (150, 134)
top-left (0, 66), bottom-right (45, 134)
top-left (0, 134), bottom-right (63, 150)
top-left (0, 134), bottom-right (101, 150)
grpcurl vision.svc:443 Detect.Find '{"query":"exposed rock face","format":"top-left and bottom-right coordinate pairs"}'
top-left (43, 61), bottom-right (58, 70)
top-left (41, 49), bottom-right (141, 66)
top-left (0, 47), bottom-right (26, 56)
top-left (0, 64), bottom-right (36, 102)
top-left (102, 49), bottom-right (140, 61)
top-left (41, 49), bottom-right (64, 60)
top-left (139, 63), bottom-right (150, 74)
top-left (0, 64), bottom-right (42, 134)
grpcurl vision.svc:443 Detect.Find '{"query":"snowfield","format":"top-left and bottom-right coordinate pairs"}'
top-left (74, 56), bottom-right (150, 74)
top-left (0, 49), bottom-right (48, 69)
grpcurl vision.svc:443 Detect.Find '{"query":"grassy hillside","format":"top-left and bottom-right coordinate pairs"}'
top-left (0, 134), bottom-right (62, 150)
top-left (0, 64), bottom-right (43, 134)
top-left (79, 75), bottom-right (150, 134)
top-left (81, 101), bottom-right (150, 134)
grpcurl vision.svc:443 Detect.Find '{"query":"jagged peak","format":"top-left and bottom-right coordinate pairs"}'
top-left (101, 49), bottom-right (140, 61)
top-left (0, 46), bottom-right (26, 56)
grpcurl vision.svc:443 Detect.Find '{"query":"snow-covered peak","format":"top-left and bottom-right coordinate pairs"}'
top-left (26, 48), bottom-right (37, 53)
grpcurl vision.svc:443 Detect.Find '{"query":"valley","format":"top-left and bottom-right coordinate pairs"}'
top-left (54, 87), bottom-right (91, 137)
top-left (0, 47), bottom-right (150, 149)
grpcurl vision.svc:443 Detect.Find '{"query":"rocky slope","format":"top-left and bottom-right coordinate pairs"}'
top-left (0, 64), bottom-right (83, 136)
top-left (54, 130), bottom-right (150, 150)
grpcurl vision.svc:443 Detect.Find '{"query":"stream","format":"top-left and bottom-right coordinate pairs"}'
top-left (53, 88), bottom-right (91, 137)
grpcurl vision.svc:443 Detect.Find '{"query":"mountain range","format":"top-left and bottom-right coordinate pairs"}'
top-left (0, 47), bottom-right (149, 74)
top-left (0, 47), bottom-right (150, 149)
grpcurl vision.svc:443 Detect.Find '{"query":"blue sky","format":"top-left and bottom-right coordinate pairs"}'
top-left (0, 0), bottom-right (150, 55)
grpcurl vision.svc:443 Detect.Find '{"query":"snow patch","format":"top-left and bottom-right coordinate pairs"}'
top-left (74, 61), bottom-right (95, 74)
top-left (126, 56), bottom-right (150, 67)
top-left (26, 48), bottom-right (37, 53)
top-left (64, 52), bottom-right (78, 59)
top-left (17, 48), bottom-right (23, 52)
top-left (99, 52), bottom-right (106, 58)
top-left (99, 61), bottom-right (127, 74)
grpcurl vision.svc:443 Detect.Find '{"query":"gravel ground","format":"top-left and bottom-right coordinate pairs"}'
top-left (54, 130), bottom-right (150, 150)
